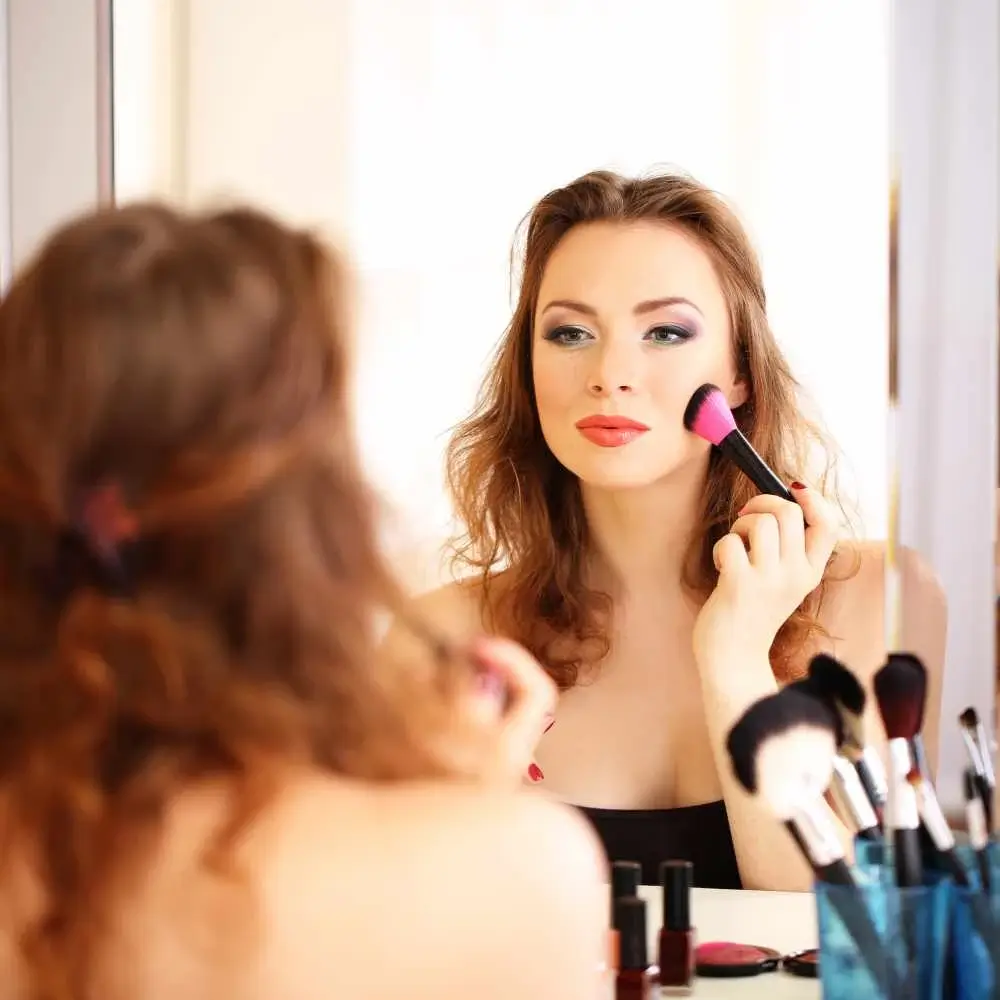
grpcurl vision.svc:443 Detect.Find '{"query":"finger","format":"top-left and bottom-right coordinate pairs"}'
top-left (730, 512), bottom-right (782, 568)
top-left (713, 532), bottom-right (751, 578)
top-left (788, 482), bottom-right (840, 570)
top-left (735, 496), bottom-right (805, 562)
top-left (746, 513), bottom-right (781, 570)
top-left (470, 636), bottom-right (557, 768)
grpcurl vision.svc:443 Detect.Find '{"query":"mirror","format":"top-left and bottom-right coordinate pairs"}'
top-left (107, 0), bottom-right (995, 886)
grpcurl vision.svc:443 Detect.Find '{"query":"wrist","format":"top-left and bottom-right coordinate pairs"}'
top-left (695, 641), bottom-right (772, 681)
top-left (697, 647), bottom-right (776, 706)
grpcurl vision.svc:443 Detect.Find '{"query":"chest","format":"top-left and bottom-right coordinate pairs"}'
top-left (533, 600), bottom-right (722, 809)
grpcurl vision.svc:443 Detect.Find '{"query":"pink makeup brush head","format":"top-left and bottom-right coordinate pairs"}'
top-left (683, 384), bottom-right (737, 446)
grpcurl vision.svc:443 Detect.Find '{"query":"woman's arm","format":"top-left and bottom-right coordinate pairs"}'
top-left (705, 541), bottom-right (949, 891)
top-left (698, 653), bottom-right (851, 890)
top-left (692, 485), bottom-right (856, 891)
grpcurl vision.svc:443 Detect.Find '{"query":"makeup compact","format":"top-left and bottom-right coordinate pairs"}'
top-left (781, 947), bottom-right (820, 978)
top-left (694, 941), bottom-right (783, 977)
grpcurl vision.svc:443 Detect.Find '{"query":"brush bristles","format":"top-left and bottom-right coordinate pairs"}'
top-left (682, 383), bottom-right (719, 431)
top-left (808, 654), bottom-right (867, 716)
top-left (727, 688), bottom-right (839, 819)
top-left (960, 707), bottom-right (980, 729)
top-left (872, 653), bottom-right (927, 741)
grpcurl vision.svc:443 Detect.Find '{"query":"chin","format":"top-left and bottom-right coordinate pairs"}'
top-left (544, 435), bottom-right (708, 493)
top-left (551, 450), bottom-right (679, 491)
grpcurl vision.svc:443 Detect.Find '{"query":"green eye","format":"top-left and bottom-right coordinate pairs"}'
top-left (544, 325), bottom-right (593, 345)
top-left (646, 325), bottom-right (694, 345)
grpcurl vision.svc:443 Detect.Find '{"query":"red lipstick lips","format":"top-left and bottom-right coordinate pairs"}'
top-left (575, 414), bottom-right (650, 448)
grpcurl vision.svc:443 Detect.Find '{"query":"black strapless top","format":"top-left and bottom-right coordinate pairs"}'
top-left (578, 799), bottom-right (742, 888)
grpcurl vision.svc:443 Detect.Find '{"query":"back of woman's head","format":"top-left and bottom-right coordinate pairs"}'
top-left (0, 203), bottom-right (454, 998)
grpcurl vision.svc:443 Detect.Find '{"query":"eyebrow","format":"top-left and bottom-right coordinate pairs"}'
top-left (539, 296), bottom-right (704, 318)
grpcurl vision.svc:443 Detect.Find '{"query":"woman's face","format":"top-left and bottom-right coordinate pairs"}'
top-left (531, 221), bottom-right (747, 489)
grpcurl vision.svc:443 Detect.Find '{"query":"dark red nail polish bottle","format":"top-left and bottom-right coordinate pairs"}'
top-left (658, 860), bottom-right (695, 995)
top-left (614, 896), bottom-right (653, 999)
top-left (609, 861), bottom-right (642, 972)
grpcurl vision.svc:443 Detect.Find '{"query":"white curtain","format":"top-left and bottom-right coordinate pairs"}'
top-left (894, 0), bottom-right (1000, 808)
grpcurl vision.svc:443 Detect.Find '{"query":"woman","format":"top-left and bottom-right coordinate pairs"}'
top-left (0, 204), bottom-right (607, 1000)
top-left (410, 169), bottom-right (947, 891)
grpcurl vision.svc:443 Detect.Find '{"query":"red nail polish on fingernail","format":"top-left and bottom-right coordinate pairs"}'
top-left (791, 481), bottom-right (806, 490)
top-left (528, 762), bottom-right (544, 782)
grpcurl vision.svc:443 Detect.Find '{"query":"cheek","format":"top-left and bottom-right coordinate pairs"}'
top-left (648, 343), bottom-right (738, 412)
top-left (531, 348), bottom-right (581, 417)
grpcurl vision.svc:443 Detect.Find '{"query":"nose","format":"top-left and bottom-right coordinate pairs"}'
top-left (587, 341), bottom-right (638, 397)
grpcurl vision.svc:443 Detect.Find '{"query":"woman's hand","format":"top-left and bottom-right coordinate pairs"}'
top-left (463, 636), bottom-right (557, 787)
top-left (692, 482), bottom-right (840, 670)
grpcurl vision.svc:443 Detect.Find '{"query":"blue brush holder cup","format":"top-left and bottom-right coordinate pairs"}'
top-left (814, 868), bottom-right (952, 1000)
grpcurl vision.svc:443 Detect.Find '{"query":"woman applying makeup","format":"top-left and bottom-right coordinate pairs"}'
top-left (0, 204), bottom-right (607, 1000)
top-left (403, 169), bottom-right (948, 892)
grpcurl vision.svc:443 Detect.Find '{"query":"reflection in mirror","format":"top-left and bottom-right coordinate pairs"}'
top-left (110, 0), bottom-right (960, 894)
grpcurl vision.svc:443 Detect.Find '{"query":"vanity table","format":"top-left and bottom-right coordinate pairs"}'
top-left (637, 886), bottom-right (820, 998)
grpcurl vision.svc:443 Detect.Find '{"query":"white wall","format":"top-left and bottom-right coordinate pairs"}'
top-left (0, 0), bottom-right (112, 285)
top-left (114, 0), bottom-right (891, 594)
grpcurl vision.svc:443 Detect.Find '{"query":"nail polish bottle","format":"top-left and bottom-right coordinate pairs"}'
top-left (608, 860), bottom-right (641, 972)
top-left (614, 896), bottom-right (653, 1000)
top-left (657, 860), bottom-right (695, 995)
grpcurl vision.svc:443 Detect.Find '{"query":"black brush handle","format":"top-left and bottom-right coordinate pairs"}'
top-left (893, 827), bottom-right (923, 1000)
top-left (855, 759), bottom-right (887, 819)
top-left (894, 827), bottom-right (924, 887)
top-left (719, 430), bottom-right (794, 502)
top-left (815, 860), bottom-right (897, 997)
top-left (975, 773), bottom-right (995, 831)
top-left (936, 846), bottom-right (971, 888)
top-left (977, 847), bottom-right (993, 892)
top-left (856, 826), bottom-right (881, 843)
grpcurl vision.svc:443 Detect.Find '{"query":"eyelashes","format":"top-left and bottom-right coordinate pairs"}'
top-left (541, 323), bottom-right (697, 347)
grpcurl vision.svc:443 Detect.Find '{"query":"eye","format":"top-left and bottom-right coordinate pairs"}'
top-left (645, 324), bottom-right (694, 345)
top-left (543, 325), bottom-right (594, 346)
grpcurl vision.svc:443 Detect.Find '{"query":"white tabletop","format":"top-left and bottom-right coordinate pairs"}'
top-left (635, 886), bottom-right (821, 998)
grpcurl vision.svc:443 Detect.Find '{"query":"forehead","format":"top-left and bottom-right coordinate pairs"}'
top-left (536, 220), bottom-right (726, 312)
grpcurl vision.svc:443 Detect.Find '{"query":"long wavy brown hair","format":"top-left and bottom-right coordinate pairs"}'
top-left (446, 169), bottom-right (853, 690)
top-left (0, 203), bottom-right (466, 999)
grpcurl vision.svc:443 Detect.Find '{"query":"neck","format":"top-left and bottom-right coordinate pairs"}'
top-left (580, 457), bottom-right (710, 597)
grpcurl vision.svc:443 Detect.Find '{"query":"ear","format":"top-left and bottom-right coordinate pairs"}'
top-left (728, 376), bottom-right (749, 410)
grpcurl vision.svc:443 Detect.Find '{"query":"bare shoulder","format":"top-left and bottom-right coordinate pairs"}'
top-left (262, 775), bottom-right (608, 1000)
top-left (408, 576), bottom-right (488, 635)
top-left (823, 540), bottom-right (947, 624)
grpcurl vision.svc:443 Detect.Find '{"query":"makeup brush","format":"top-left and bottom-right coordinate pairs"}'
top-left (806, 653), bottom-right (888, 825)
top-left (965, 767), bottom-right (993, 892)
top-left (726, 687), bottom-right (894, 996)
top-left (872, 654), bottom-right (925, 888)
top-left (960, 707), bottom-right (996, 831)
top-left (906, 768), bottom-right (969, 887)
top-left (829, 755), bottom-right (882, 842)
top-left (682, 384), bottom-right (793, 502)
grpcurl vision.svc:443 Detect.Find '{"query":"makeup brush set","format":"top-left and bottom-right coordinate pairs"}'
top-left (726, 652), bottom-right (1000, 1000)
